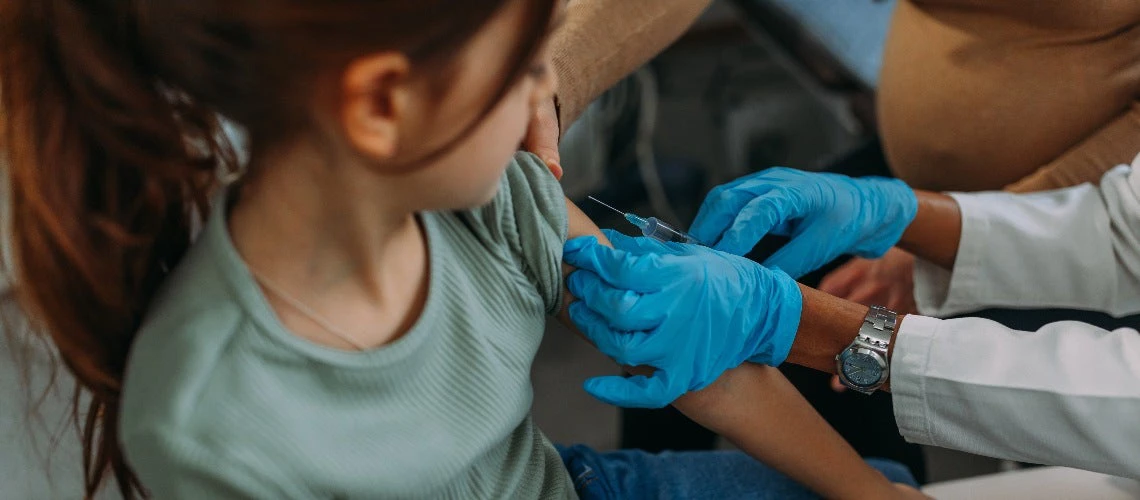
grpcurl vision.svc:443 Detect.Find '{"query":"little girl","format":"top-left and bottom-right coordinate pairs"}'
top-left (0, 0), bottom-right (918, 498)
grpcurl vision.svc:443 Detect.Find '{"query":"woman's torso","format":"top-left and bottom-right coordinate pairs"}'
top-left (878, 0), bottom-right (1140, 191)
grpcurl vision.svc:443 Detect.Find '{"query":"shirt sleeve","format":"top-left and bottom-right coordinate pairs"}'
top-left (466, 152), bottom-right (569, 315)
top-left (891, 315), bottom-right (1140, 479)
top-left (913, 160), bottom-right (1140, 318)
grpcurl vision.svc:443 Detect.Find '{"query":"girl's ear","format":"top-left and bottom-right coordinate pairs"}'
top-left (340, 53), bottom-right (412, 160)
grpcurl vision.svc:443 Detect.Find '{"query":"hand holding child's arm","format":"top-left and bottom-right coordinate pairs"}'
top-left (557, 198), bottom-right (922, 500)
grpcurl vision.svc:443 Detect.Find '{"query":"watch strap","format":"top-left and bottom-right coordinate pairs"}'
top-left (857, 305), bottom-right (895, 352)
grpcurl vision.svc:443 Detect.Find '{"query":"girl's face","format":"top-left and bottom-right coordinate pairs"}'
top-left (334, 0), bottom-right (558, 211)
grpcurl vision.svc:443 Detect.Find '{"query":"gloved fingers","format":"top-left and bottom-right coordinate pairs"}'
top-left (583, 375), bottom-right (661, 408)
top-left (699, 171), bottom-right (763, 199)
top-left (690, 182), bottom-right (778, 246)
top-left (609, 322), bottom-right (672, 367)
top-left (569, 302), bottom-right (638, 365)
top-left (601, 229), bottom-right (688, 257)
top-left (708, 166), bottom-right (802, 193)
top-left (583, 371), bottom-right (680, 409)
top-left (564, 235), bottom-right (600, 255)
top-left (563, 238), bottom-right (672, 291)
top-left (567, 271), bottom-right (665, 331)
top-left (762, 228), bottom-right (829, 279)
top-left (711, 191), bottom-right (798, 255)
top-left (568, 302), bottom-right (660, 366)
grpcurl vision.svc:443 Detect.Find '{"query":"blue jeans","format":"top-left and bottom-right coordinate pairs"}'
top-left (557, 444), bottom-right (917, 500)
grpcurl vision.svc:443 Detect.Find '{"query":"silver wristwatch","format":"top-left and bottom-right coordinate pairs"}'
top-left (835, 306), bottom-right (897, 395)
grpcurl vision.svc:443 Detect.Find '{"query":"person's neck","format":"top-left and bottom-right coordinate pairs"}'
top-left (228, 141), bottom-right (422, 303)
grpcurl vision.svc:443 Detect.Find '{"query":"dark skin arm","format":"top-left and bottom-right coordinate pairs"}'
top-left (786, 191), bottom-right (962, 383)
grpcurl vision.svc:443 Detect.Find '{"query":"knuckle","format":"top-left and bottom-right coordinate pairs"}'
top-left (771, 184), bottom-right (793, 199)
top-left (614, 290), bottom-right (641, 316)
top-left (714, 188), bottom-right (739, 205)
top-left (639, 253), bottom-right (663, 269)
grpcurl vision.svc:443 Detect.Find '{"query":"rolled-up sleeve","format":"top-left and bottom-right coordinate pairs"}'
top-left (466, 152), bottom-right (569, 315)
top-left (914, 162), bottom-right (1140, 318)
top-left (891, 315), bottom-right (1140, 479)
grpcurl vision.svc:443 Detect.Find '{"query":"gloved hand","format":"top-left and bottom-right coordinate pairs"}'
top-left (689, 167), bottom-right (918, 279)
top-left (563, 229), bottom-right (803, 408)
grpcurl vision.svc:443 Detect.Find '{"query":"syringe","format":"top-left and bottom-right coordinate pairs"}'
top-left (587, 196), bottom-right (705, 246)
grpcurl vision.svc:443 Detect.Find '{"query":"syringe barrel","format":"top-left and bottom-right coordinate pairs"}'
top-left (642, 217), bottom-right (701, 245)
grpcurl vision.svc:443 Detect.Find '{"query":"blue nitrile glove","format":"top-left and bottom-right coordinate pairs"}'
top-left (689, 167), bottom-right (918, 279)
top-left (563, 229), bottom-right (803, 409)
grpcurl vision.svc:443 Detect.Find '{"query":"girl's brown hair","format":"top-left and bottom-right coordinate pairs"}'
top-left (0, 0), bottom-right (555, 497)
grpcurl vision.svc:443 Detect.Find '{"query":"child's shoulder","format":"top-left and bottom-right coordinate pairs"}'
top-left (456, 151), bottom-right (568, 248)
top-left (138, 225), bottom-right (248, 344)
top-left (499, 151), bottom-right (567, 221)
top-left (439, 152), bottom-right (569, 314)
top-left (122, 218), bottom-right (264, 426)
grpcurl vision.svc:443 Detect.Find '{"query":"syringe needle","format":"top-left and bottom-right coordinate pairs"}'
top-left (587, 196), bottom-right (625, 217)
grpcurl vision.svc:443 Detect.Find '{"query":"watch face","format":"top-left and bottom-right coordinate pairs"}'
top-left (842, 352), bottom-right (883, 387)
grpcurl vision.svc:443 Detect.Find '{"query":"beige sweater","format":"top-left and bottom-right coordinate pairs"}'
top-left (879, 0), bottom-right (1140, 192)
top-left (550, 0), bottom-right (713, 127)
top-left (549, 0), bottom-right (1140, 193)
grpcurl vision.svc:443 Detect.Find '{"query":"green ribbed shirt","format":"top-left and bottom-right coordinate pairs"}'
top-left (120, 153), bottom-right (575, 499)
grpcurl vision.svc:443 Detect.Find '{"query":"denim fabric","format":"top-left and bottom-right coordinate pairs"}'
top-left (557, 444), bottom-right (916, 500)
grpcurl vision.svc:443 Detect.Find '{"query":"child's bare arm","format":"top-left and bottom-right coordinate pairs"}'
top-left (671, 363), bottom-right (920, 499)
top-left (556, 197), bottom-right (916, 500)
top-left (557, 199), bottom-right (609, 317)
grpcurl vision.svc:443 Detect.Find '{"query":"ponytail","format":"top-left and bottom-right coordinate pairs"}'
top-left (0, 1), bottom-right (232, 497)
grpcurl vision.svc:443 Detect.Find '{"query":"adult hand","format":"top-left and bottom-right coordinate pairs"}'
top-left (689, 168), bottom-right (918, 279)
top-left (522, 96), bottom-right (562, 179)
top-left (563, 229), bottom-right (803, 408)
top-left (819, 247), bottom-right (917, 314)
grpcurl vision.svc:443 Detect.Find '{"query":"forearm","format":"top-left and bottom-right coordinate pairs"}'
top-left (785, 285), bottom-right (913, 393)
top-left (895, 191), bottom-right (962, 270)
top-left (551, 0), bottom-right (712, 127)
top-left (784, 286), bottom-right (868, 376)
top-left (786, 190), bottom-right (958, 378)
top-left (672, 363), bottom-right (900, 499)
top-left (559, 198), bottom-right (609, 320)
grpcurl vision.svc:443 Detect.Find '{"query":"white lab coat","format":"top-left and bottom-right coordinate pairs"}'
top-left (894, 158), bottom-right (1140, 479)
